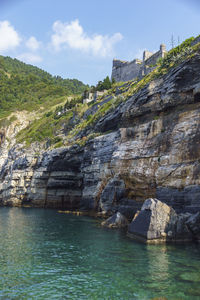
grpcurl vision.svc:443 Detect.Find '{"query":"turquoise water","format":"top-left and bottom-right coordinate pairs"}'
top-left (0, 208), bottom-right (199, 299)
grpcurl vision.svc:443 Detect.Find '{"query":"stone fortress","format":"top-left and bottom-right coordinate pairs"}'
top-left (111, 44), bottom-right (167, 82)
top-left (83, 43), bottom-right (168, 104)
top-left (82, 90), bottom-right (106, 104)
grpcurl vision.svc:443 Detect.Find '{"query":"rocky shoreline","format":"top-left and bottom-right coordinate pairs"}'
top-left (102, 198), bottom-right (200, 244)
top-left (0, 54), bottom-right (200, 244)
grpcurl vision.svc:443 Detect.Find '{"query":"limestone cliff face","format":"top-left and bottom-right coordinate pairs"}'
top-left (0, 55), bottom-right (200, 217)
top-left (0, 146), bottom-right (83, 209)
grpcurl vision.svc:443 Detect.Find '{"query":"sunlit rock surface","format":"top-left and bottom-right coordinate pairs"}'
top-left (128, 198), bottom-right (200, 243)
top-left (0, 55), bottom-right (200, 222)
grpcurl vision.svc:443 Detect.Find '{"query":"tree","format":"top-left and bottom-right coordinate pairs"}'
top-left (96, 76), bottom-right (112, 91)
top-left (102, 76), bottom-right (112, 90)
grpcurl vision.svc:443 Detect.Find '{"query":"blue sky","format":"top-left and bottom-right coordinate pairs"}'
top-left (0, 0), bottom-right (199, 85)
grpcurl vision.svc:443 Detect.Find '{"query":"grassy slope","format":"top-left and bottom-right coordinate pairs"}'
top-left (0, 55), bottom-right (88, 118)
top-left (3, 36), bottom-right (200, 149)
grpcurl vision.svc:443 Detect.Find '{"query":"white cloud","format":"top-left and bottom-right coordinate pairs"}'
top-left (26, 36), bottom-right (41, 51)
top-left (51, 19), bottom-right (123, 57)
top-left (0, 20), bottom-right (21, 53)
top-left (17, 52), bottom-right (42, 64)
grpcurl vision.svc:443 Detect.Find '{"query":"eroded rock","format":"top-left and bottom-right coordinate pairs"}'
top-left (128, 198), bottom-right (200, 243)
top-left (128, 198), bottom-right (175, 242)
top-left (99, 177), bottom-right (126, 214)
top-left (0, 55), bottom-right (200, 220)
top-left (101, 212), bottom-right (129, 228)
top-left (186, 212), bottom-right (200, 240)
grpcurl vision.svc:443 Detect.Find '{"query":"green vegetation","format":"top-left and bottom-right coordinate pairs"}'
top-left (67, 36), bottom-right (200, 141)
top-left (0, 115), bottom-right (17, 128)
top-left (0, 55), bottom-right (88, 118)
top-left (17, 108), bottom-right (74, 147)
top-left (91, 76), bottom-right (114, 92)
top-left (4, 36), bottom-right (200, 149)
top-left (156, 37), bottom-right (195, 74)
top-left (121, 36), bottom-right (199, 99)
top-left (63, 96), bottom-right (83, 109)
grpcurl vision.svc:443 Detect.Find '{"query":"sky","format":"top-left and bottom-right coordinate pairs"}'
top-left (0, 0), bottom-right (199, 85)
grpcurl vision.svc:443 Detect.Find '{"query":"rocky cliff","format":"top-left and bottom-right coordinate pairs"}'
top-left (0, 51), bottom-right (200, 222)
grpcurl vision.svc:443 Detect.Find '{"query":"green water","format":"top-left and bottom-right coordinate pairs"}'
top-left (0, 208), bottom-right (199, 299)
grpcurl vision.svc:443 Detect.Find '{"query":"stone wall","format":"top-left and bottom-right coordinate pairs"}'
top-left (112, 59), bottom-right (142, 82)
top-left (112, 44), bottom-right (167, 82)
top-left (139, 45), bottom-right (167, 78)
top-left (83, 90), bottom-right (106, 104)
top-left (143, 50), bottom-right (154, 61)
top-left (144, 50), bottom-right (162, 66)
top-left (82, 92), bottom-right (94, 104)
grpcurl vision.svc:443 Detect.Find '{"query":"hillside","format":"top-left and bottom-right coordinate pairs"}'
top-left (0, 35), bottom-right (200, 244)
top-left (0, 55), bottom-right (88, 118)
top-left (15, 36), bottom-right (200, 147)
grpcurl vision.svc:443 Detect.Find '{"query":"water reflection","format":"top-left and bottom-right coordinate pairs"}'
top-left (146, 244), bottom-right (169, 281)
top-left (0, 208), bottom-right (36, 296)
top-left (0, 208), bottom-right (199, 299)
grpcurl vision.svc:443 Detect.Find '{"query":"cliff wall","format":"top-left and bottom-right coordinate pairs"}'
top-left (0, 54), bottom-right (200, 218)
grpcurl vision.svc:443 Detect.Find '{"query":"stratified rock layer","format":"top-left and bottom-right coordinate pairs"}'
top-left (128, 198), bottom-right (200, 243)
top-left (0, 55), bottom-right (200, 220)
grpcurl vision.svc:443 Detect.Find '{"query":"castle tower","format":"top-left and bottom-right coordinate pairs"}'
top-left (143, 50), bottom-right (153, 62)
top-left (160, 44), bottom-right (167, 58)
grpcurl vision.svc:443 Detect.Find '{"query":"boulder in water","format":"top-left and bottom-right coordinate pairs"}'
top-left (101, 212), bottom-right (129, 228)
top-left (127, 198), bottom-right (199, 243)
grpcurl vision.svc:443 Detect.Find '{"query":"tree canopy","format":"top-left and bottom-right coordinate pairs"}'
top-left (0, 55), bottom-right (88, 118)
top-left (95, 76), bottom-right (114, 91)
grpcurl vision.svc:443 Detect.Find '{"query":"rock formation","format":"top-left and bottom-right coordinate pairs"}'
top-left (128, 198), bottom-right (200, 243)
top-left (101, 212), bottom-right (129, 228)
top-left (0, 45), bottom-right (200, 244)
